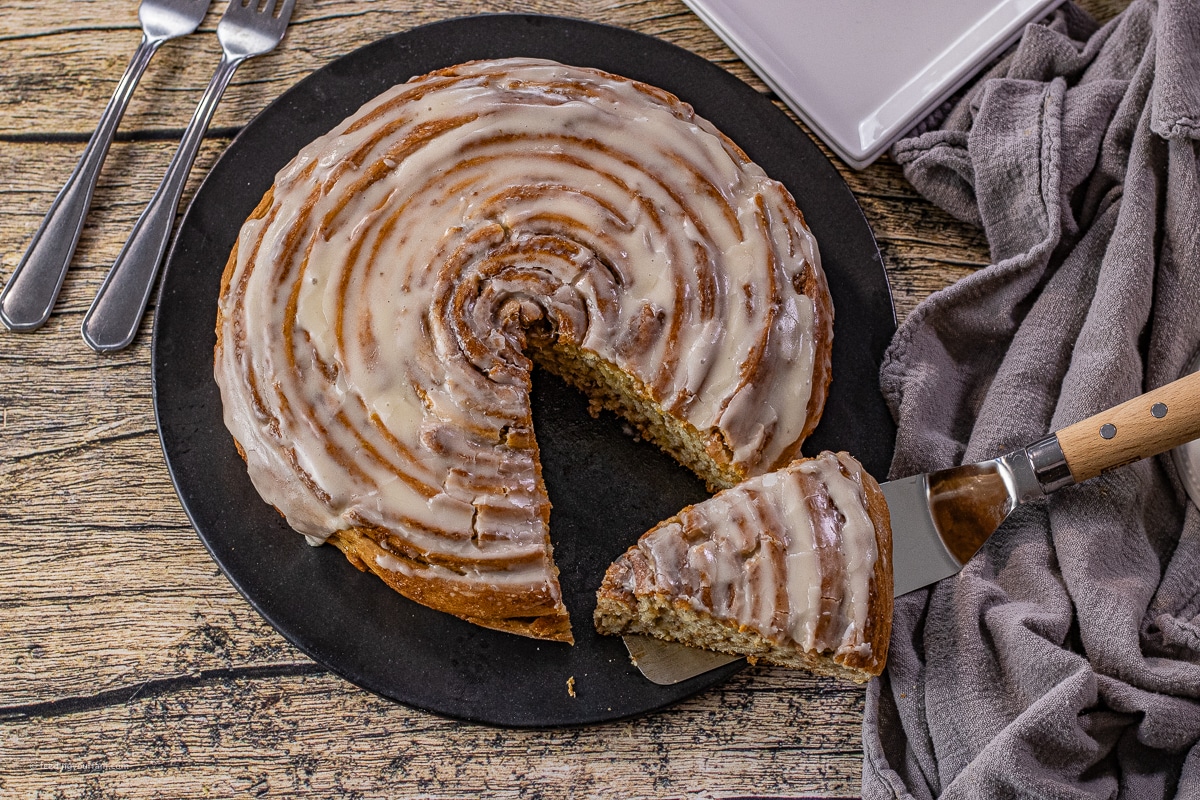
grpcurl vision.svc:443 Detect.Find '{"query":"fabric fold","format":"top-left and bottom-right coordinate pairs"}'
top-left (866, 2), bottom-right (1200, 798)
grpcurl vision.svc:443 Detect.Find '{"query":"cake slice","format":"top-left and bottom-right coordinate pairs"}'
top-left (594, 451), bottom-right (892, 682)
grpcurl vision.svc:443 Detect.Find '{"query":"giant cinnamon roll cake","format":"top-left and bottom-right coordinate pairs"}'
top-left (214, 57), bottom-right (833, 643)
top-left (595, 452), bottom-right (892, 682)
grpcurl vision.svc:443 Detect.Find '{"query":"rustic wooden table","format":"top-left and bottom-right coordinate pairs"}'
top-left (0, 1), bottom-right (1125, 797)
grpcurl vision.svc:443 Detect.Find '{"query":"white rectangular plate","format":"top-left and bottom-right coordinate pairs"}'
top-left (684, 0), bottom-right (1065, 168)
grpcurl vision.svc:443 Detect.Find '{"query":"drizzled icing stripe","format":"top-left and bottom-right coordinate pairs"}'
top-left (214, 57), bottom-right (830, 633)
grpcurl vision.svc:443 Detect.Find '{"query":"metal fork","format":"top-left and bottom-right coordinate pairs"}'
top-left (82, 0), bottom-right (297, 353)
top-left (0, 0), bottom-right (214, 333)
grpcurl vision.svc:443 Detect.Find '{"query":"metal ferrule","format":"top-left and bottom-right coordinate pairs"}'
top-left (1026, 434), bottom-right (1075, 493)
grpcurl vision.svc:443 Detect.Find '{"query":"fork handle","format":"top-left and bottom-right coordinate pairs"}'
top-left (1055, 368), bottom-right (1200, 483)
top-left (82, 53), bottom-right (244, 353)
top-left (0, 34), bottom-right (164, 332)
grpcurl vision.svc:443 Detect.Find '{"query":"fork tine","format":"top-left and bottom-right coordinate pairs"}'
top-left (230, 0), bottom-right (295, 26)
top-left (214, 0), bottom-right (294, 50)
top-left (274, 0), bottom-right (297, 22)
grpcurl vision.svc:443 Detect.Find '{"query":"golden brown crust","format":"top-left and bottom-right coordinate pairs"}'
top-left (326, 527), bottom-right (574, 644)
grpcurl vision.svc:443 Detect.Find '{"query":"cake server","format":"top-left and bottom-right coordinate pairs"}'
top-left (626, 367), bottom-right (1200, 684)
top-left (0, 0), bottom-right (214, 333)
top-left (82, 0), bottom-right (296, 353)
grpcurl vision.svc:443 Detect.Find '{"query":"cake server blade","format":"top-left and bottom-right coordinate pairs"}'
top-left (624, 367), bottom-right (1200, 685)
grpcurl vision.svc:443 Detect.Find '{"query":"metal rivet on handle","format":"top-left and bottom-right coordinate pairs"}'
top-left (1100, 423), bottom-right (1117, 439)
top-left (1152, 403), bottom-right (1168, 418)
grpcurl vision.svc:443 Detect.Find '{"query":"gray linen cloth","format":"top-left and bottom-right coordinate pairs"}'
top-left (862, 1), bottom-right (1200, 797)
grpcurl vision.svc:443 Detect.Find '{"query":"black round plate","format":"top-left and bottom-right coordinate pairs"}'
top-left (152, 14), bottom-right (896, 728)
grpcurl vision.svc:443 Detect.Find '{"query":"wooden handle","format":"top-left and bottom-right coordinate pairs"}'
top-left (1057, 369), bottom-right (1200, 483)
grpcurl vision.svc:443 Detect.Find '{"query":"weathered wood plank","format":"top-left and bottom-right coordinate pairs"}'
top-left (0, 669), bottom-right (865, 798)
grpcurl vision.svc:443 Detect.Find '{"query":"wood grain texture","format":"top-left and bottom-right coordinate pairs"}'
top-left (0, 0), bottom-right (1126, 797)
top-left (1056, 370), bottom-right (1200, 483)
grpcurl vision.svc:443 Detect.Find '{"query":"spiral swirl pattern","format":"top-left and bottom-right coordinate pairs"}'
top-left (214, 58), bottom-right (832, 641)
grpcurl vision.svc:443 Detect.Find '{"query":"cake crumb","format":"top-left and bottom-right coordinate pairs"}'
top-left (566, 676), bottom-right (576, 698)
